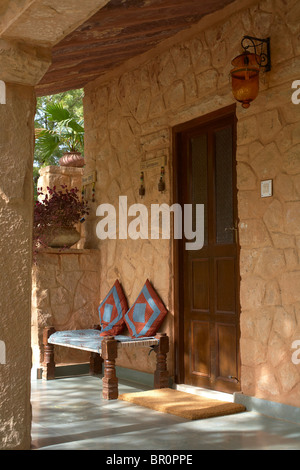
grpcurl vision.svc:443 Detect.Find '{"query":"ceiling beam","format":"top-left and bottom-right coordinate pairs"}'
top-left (36, 0), bottom-right (238, 96)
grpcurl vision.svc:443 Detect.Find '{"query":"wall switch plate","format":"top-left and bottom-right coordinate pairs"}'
top-left (0, 81), bottom-right (6, 105)
top-left (261, 179), bottom-right (273, 198)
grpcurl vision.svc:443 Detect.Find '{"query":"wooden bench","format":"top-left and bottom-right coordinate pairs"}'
top-left (42, 326), bottom-right (169, 400)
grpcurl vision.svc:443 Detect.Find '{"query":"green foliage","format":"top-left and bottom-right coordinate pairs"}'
top-left (35, 102), bottom-right (84, 159)
top-left (33, 185), bottom-right (89, 251)
top-left (34, 89), bottom-right (84, 165)
top-left (33, 89), bottom-right (84, 199)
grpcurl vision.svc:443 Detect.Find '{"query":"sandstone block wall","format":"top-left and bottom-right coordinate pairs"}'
top-left (32, 249), bottom-right (101, 368)
top-left (83, 0), bottom-right (300, 406)
top-left (0, 83), bottom-right (35, 450)
top-left (38, 165), bottom-right (84, 193)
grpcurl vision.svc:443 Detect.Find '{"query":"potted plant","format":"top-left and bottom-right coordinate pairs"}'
top-left (35, 103), bottom-right (85, 168)
top-left (33, 185), bottom-right (89, 250)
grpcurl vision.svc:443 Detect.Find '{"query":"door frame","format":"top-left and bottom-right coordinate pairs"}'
top-left (172, 104), bottom-right (240, 386)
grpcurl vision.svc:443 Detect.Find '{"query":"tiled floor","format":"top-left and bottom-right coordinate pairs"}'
top-left (31, 375), bottom-right (300, 451)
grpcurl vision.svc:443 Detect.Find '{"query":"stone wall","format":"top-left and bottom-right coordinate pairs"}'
top-left (32, 249), bottom-right (101, 369)
top-left (83, 0), bottom-right (300, 406)
top-left (32, 165), bottom-right (100, 369)
top-left (0, 83), bottom-right (35, 450)
top-left (237, 106), bottom-right (300, 406)
top-left (38, 165), bottom-right (84, 193)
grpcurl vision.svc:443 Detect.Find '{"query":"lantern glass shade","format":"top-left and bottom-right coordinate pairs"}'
top-left (231, 52), bottom-right (260, 108)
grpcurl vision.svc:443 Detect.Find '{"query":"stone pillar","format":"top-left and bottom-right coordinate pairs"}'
top-left (0, 83), bottom-right (36, 450)
top-left (0, 34), bottom-right (51, 450)
top-left (37, 165), bottom-right (84, 194)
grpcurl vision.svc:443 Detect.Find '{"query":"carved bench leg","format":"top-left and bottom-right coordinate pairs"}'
top-left (101, 336), bottom-right (118, 400)
top-left (42, 326), bottom-right (56, 380)
top-left (89, 352), bottom-right (103, 376)
top-left (154, 333), bottom-right (169, 389)
top-left (90, 325), bottom-right (103, 375)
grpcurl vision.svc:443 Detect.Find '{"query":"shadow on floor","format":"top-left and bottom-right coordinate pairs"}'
top-left (31, 375), bottom-right (300, 451)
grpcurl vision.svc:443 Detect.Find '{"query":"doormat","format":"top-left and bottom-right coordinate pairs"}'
top-left (119, 388), bottom-right (246, 420)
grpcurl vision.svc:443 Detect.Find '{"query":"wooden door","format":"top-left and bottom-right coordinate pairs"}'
top-left (174, 106), bottom-right (241, 393)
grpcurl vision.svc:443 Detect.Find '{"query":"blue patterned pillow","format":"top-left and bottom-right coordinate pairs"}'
top-left (125, 280), bottom-right (167, 338)
top-left (98, 280), bottom-right (128, 336)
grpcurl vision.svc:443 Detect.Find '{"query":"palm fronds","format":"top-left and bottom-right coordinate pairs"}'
top-left (35, 102), bottom-right (84, 158)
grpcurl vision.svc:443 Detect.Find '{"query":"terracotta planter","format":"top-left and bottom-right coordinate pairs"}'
top-left (59, 152), bottom-right (84, 168)
top-left (47, 227), bottom-right (81, 248)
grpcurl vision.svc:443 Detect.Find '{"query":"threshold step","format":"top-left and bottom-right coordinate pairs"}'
top-left (174, 383), bottom-right (234, 402)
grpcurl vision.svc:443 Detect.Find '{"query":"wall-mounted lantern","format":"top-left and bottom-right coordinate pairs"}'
top-left (231, 36), bottom-right (271, 108)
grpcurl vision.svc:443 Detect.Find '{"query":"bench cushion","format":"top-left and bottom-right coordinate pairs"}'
top-left (48, 329), bottom-right (159, 353)
top-left (98, 280), bottom-right (128, 336)
top-left (125, 279), bottom-right (167, 338)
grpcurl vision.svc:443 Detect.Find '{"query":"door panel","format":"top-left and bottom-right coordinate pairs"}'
top-left (175, 107), bottom-right (240, 393)
top-left (191, 134), bottom-right (208, 245)
top-left (215, 126), bottom-right (234, 245)
top-left (191, 320), bottom-right (210, 377)
top-left (192, 259), bottom-right (209, 311)
top-left (216, 323), bottom-right (239, 384)
top-left (215, 257), bottom-right (236, 314)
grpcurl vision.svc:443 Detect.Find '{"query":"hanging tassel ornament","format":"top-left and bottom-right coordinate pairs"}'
top-left (158, 166), bottom-right (165, 193)
top-left (82, 185), bottom-right (87, 201)
top-left (139, 171), bottom-right (145, 198)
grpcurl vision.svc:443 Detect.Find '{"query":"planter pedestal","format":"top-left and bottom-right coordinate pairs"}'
top-left (47, 227), bottom-right (81, 248)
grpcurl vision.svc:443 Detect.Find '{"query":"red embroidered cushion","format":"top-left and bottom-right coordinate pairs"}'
top-left (125, 280), bottom-right (167, 338)
top-left (98, 280), bottom-right (128, 337)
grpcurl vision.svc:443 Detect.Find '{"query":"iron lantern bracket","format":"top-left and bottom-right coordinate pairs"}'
top-left (241, 36), bottom-right (271, 72)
